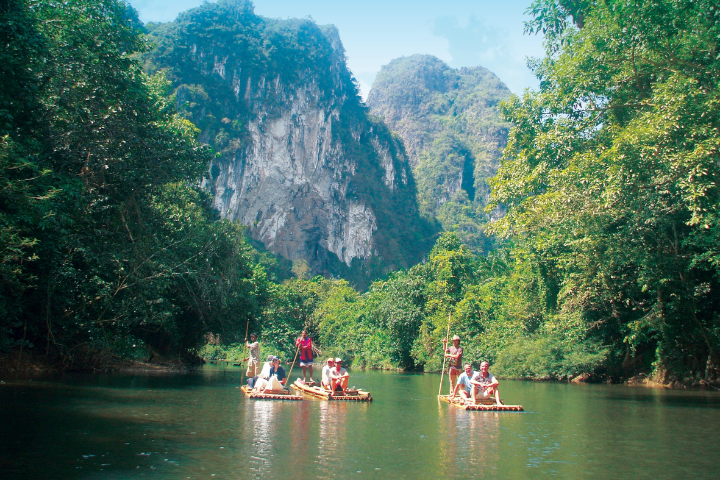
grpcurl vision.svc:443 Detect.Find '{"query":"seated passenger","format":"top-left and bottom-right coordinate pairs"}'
top-left (263, 357), bottom-right (287, 392)
top-left (449, 363), bottom-right (476, 403)
top-left (329, 358), bottom-right (349, 393)
top-left (470, 361), bottom-right (501, 406)
top-left (250, 355), bottom-right (276, 391)
top-left (321, 358), bottom-right (335, 389)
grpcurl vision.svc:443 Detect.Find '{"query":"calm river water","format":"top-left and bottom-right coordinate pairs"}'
top-left (1, 365), bottom-right (720, 479)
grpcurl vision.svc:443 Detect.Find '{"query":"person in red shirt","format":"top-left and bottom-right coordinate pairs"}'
top-left (295, 330), bottom-right (314, 383)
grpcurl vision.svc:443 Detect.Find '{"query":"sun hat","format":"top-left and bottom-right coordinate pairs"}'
top-left (335, 358), bottom-right (342, 363)
top-left (452, 335), bottom-right (460, 341)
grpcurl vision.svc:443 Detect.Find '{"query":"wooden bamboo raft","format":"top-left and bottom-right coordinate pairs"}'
top-left (438, 395), bottom-right (523, 411)
top-left (291, 380), bottom-right (372, 402)
top-left (240, 385), bottom-right (303, 401)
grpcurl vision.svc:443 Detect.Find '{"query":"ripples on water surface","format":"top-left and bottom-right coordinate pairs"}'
top-left (1, 366), bottom-right (719, 479)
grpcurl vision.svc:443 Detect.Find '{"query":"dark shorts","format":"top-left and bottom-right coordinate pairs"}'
top-left (449, 366), bottom-right (462, 374)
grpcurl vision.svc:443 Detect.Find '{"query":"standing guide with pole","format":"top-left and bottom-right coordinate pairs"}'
top-left (240, 320), bottom-right (250, 386)
top-left (438, 312), bottom-right (452, 397)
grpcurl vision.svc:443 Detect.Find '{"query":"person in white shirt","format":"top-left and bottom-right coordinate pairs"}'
top-left (321, 358), bottom-right (335, 389)
top-left (470, 361), bottom-right (501, 406)
top-left (329, 358), bottom-right (349, 393)
top-left (263, 357), bottom-right (287, 392)
top-left (251, 355), bottom-right (275, 392)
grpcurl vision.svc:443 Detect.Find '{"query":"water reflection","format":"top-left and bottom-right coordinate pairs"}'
top-left (316, 401), bottom-right (349, 479)
top-left (437, 403), bottom-right (501, 478)
top-left (1, 369), bottom-right (720, 480)
top-left (245, 400), bottom-right (277, 476)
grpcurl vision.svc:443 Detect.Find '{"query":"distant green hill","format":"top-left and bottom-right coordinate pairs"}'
top-left (367, 55), bottom-right (512, 253)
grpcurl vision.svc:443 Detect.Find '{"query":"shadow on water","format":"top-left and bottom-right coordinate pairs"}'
top-left (1, 366), bottom-right (719, 480)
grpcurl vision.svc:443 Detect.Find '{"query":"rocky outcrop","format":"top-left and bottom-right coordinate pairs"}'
top-left (366, 55), bottom-right (512, 209)
top-left (145, 1), bottom-right (435, 283)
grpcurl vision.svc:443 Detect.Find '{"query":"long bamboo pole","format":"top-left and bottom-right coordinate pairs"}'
top-left (284, 341), bottom-right (301, 392)
top-left (438, 312), bottom-right (452, 397)
top-left (239, 320), bottom-right (250, 386)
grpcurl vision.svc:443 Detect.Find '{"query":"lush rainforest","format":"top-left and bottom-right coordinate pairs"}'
top-left (2, 0), bottom-right (718, 385)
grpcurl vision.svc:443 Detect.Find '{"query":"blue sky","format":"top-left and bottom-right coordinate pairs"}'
top-left (130, 0), bottom-right (545, 99)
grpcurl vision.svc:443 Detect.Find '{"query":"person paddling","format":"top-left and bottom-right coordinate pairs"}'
top-left (244, 333), bottom-right (260, 378)
top-left (295, 330), bottom-right (314, 384)
top-left (443, 335), bottom-right (463, 395)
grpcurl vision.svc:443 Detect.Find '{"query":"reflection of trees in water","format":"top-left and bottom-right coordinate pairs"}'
top-left (438, 405), bottom-right (501, 477)
top-left (315, 401), bottom-right (348, 480)
top-left (244, 401), bottom-right (278, 477)
top-left (291, 401), bottom-right (312, 462)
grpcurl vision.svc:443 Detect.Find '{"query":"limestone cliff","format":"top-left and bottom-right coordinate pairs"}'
top-left (366, 55), bottom-right (511, 252)
top-left (144, 1), bottom-right (436, 284)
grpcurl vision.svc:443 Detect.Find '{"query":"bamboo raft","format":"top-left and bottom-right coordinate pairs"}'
top-left (240, 385), bottom-right (303, 401)
top-left (291, 380), bottom-right (372, 402)
top-left (438, 395), bottom-right (523, 412)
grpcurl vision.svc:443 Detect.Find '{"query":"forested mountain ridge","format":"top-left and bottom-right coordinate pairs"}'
top-left (367, 55), bottom-right (512, 253)
top-left (142, 1), bottom-right (437, 286)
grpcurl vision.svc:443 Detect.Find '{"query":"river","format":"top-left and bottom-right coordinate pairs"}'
top-left (1, 365), bottom-right (719, 479)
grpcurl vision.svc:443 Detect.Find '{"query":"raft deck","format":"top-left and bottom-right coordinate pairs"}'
top-left (291, 380), bottom-right (372, 402)
top-left (438, 395), bottom-right (523, 411)
top-left (240, 385), bottom-right (303, 401)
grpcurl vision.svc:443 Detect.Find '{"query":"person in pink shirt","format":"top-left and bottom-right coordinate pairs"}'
top-left (295, 330), bottom-right (314, 383)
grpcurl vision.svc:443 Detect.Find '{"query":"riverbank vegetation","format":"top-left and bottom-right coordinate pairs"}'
top-left (0, 0), bottom-right (268, 369)
top-left (2, 0), bottom-right (718, 386)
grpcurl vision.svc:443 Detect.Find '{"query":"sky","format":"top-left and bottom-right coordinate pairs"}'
top-left (129, 0), bottom-right (546, 100)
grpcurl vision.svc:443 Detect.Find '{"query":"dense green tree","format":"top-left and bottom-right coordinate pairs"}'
top-left (0, 0), bottom-right (266, 364)
top-left (490, 0), bottom-right (720, 382)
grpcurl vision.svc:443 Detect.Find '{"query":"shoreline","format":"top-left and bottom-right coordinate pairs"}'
top-left (0, 348), bottom-right (199, 378)
top-left (2, 351), bottom-right (718, 391)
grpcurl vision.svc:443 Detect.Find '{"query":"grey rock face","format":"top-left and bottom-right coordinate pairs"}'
top-left (206, 78), bottom-right (382, 266)
top-left (147, 5), bottom-right (433, 281)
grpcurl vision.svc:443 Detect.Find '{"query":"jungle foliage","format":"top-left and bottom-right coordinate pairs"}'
top-left (0, 0), bottom-right (269, 364)
top-left (487, 0), bottom-right (720, 383)
top-left (225, 232), bottom-right (607, 380)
